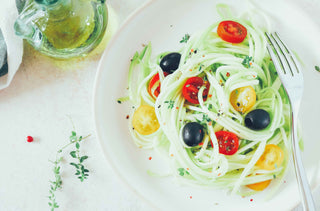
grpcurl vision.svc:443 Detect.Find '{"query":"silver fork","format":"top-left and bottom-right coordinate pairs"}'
top-left (265, 32), bottom-right (315, 211)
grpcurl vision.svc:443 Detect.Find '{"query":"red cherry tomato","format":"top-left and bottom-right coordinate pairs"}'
top-left (215, 131), bottom-right (239, 155)
top-left (148, 72), bottom-right (169, 99)
top-left (182, 77), bottom-right (210, 104)
top-left (217, 21), bottom-right (247, 43)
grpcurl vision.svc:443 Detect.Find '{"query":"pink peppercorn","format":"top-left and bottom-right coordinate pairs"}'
top-left (27, 136), bottom-right (34, 143)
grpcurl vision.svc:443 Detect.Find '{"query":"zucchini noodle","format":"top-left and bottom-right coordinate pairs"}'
top-left (125, 4), bottom-right (291, 196)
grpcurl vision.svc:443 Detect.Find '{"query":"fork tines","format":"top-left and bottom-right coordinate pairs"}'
top-left (265, 32), bottom-right (301, 77)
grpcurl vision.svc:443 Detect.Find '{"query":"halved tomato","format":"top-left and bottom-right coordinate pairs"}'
top-left (247, 179), bottom-right (271, 191)
top-left (182, 77), bottom-right (210, 104)
top-left (132, 105), bottom-right (160, 135)
top-left (215, 131), bottom-right (239, 155)
top-left (217, 20), bottom-right (247, 43)
top-left (229, 86), bottom-right (256, 113)
top-left (148, 72), bottom-right (169, 99)
top-left (256, 144), bottom-right (284, 170)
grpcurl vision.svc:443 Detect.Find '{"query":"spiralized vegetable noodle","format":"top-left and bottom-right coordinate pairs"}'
top-left (125, 4), bottom-right (292, 196)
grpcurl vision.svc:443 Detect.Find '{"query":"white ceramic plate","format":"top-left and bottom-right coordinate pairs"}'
top-left (93, 0), bottom-right (320, 210)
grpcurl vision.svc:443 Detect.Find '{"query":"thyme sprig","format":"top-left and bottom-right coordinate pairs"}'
top-left (48, 131), bottom-right (90, 211)
top-left (69, 132), bottom-right (89, 182)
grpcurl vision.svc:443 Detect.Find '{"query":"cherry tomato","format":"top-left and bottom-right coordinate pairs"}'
top-left (132, 105), bottom-right (160, 135)
top-left (148, 72), bottom-right (169, 99)
top-left (182, 77), bottom-right (210, 104)
top-left (217, 20), bottom-right (247, 43)
top-left (215, 131), bottom-right (239, 155)
top-left (246, 179), bottom-right (271, 191)
top-left (256, 144), bottom-right (284, 171)
top-left (229, 86), bottom-right (256, 113)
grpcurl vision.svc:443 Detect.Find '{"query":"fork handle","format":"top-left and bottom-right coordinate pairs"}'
top-left (292, 111), bottom-right (316, 211)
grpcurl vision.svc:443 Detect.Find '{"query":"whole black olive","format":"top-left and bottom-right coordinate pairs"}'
top-left (182, 122), bottom-right (204, 147)
top-left (245, 109), bottom-right (270, 130)
top-left (160, 52), bottom-right (181, 73)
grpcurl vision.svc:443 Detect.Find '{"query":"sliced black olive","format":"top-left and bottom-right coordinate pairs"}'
top-left (182, 122), bottom-right (204, 147)
top-left (160, 52), bottom-right (181, 73)
top-left (245, 109), bottom-right (270, 130)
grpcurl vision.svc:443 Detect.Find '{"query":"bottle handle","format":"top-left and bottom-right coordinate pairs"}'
top-left (14, 2), bottom-right (45, 48)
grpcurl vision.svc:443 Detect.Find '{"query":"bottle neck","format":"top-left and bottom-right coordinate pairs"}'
top-left (35, 0), bottom-right (59, 5)
top-left (35, 0), bottom-right (73, 19)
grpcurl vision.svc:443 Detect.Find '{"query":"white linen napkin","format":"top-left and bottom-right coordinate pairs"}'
top-left (0, 1), bottom-right (23, 90)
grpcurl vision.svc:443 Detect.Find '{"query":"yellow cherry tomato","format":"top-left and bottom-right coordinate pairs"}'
top-left (230, 86), bottom-right (256, 113)
top-left (132, 105), bottom-right (160, 135)
top-left (246, 179), bottom-right (271, 191)
top-left (256, 144), bottom-right (284, 171)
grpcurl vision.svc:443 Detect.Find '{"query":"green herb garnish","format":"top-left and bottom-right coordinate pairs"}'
top-left (69, 132), bottom-right (90, 182)
top-left (164, 100), bottom-right (175, 109)
top-left (48, 131), bottom-right (90, 211)
top-left (242, 56), bottom-right (253, 68)
top-left (178, 168), bottom-right (190, 176)
top-left (315, 65), bottom-right (320, 72)
top-left (202, 114), bottom-right (211, 123)
top-left (180, 34), bottom-right (190, 43)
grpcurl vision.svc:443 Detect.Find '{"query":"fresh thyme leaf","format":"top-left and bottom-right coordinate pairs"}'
top-left (80, 156), bottom-right (88, 163)
top-left (315, 65), bottom-right (320, 72)
top-left (70, 151), bottom-right (77, 158)
top-left (242, 56), bottom-right (252, 68)
top-left (180, 34), bottom-right (190, 43)
top-left (164, 100), bottom-right (175, 109)
top-left (70, 162), bottom-right (79, 168)
top-left (178, 168), bottom-right (184, 176)
top-left (178, 168), bottom-right (190, 176)
top-left (201, 114), bottom-right (211, 124)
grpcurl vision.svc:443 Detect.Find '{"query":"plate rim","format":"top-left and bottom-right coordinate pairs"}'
top-left (93, 0), bottom-right (158, 209)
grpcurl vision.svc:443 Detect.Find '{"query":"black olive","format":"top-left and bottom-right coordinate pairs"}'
top-left (160, 52), bottom-right (181, 73)
top-left (182, 122), bottom-right (204, 147)
top-left (244, 109), bottom-right (270, 130)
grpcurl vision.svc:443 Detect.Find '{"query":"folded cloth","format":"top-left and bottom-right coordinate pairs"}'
top-left (0, 29), bottom-right (8, 77)
top-left (0, 0), bottom-right (23, 90)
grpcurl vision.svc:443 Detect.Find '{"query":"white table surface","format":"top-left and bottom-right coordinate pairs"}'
top-left (0, 0), bottom-right (151, 210)
top-left (0, 0), bottom-right (319, 210)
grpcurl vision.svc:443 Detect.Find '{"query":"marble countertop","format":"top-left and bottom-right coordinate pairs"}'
top-left (0, 0), bottom-right (319, 210)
